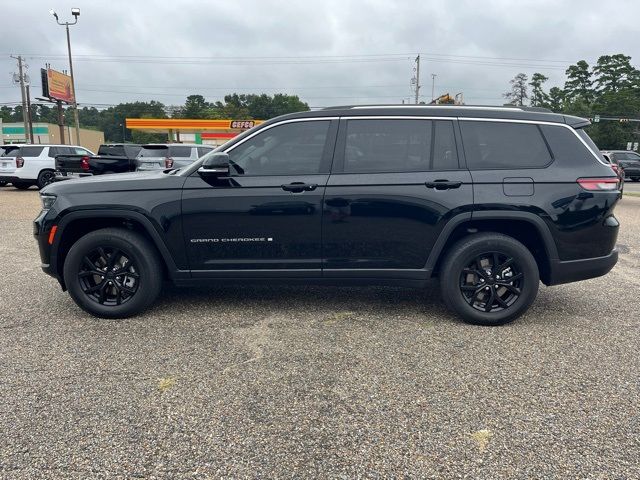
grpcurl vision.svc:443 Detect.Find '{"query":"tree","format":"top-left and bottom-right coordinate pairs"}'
top-left (547, 87), bottom-right (565, 112)
top-left (180, 94), bottom-right (212, 119)
top-left (503, 73), bottom-right (528, 106)
top-left (564, 60), bottom-right (594, 103)
top-left (529, 73), bottom-right (550, 107)
top-left (210, 93), bottom-right (309, 119)
top-left (593, 54), bottom-right (637, 93)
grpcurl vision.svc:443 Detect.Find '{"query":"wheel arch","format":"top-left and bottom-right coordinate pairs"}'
top-left (427, 211), bottom-right (559, 285)
top-left (51, 210), bottom-right (181, 285)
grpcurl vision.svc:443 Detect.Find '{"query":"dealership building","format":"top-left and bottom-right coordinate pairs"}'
top-left (0, 120), bottom-right (104, 152)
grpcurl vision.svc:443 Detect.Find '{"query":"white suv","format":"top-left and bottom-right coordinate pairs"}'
top-left (0, 144), bottom-right (94, 190)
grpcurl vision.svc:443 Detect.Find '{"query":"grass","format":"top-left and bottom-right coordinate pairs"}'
top-left (157, 377), bottom-right (176, 392)
top-left (470, 429), bottom-right (493, 452)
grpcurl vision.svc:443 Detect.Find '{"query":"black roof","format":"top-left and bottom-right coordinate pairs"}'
top-left (270, 105), bottom-right (590, 128)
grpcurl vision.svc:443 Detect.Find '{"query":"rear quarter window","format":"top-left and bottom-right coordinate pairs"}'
top-left (460, 121), bottom-right (552, 169)
top-left (540, 125), bottom-right (602, 166)
top-left (20, 146), bottom-right (45, 157)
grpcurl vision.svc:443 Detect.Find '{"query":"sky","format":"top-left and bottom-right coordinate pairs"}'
top-left (1, 0), bottom-right (639, 113)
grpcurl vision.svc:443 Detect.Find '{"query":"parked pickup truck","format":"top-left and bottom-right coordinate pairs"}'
top-left (55, 144), bottom-right (142, 180)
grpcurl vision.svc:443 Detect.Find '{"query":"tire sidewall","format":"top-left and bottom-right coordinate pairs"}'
top-left (441, 236), bottom-right (539, 326)
top-left (63, 231), bottom-right (161, 318)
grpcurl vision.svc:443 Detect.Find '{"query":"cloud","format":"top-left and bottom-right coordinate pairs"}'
top-left (1, 0), bottom-right (638, 110)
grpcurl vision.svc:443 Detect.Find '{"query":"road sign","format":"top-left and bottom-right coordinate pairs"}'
top-left (626, 142), bottom-right (633, 150)
top-left (634, 143), bottom-right (639, 151)
top-left (594, 115), bottom-right (600, 123)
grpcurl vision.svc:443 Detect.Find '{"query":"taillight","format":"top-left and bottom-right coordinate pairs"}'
top-left (16, 156), bottom-right (24, 168)
top-left (165, 157), bottom-right (174, 168)
top-left (80, 156), bottom-right (90, 171)
top-left (577, 177), bottom-right (619, 191)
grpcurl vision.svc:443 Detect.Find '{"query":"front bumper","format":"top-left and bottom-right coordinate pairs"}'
top-left (33, 209), bottom-right (58, 281)
top-left (547, 249), bottom-right (618, 286)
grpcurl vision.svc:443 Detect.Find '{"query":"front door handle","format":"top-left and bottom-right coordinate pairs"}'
top-left (281, 182), bottom-right (318, 193)
top-left (425, 179), bottom-right (463, 190)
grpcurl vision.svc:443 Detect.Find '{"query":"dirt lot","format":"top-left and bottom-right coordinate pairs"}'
top-left (0, 186), bottom-right (638, 479)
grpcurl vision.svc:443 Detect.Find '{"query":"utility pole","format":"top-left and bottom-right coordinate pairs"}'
top-left (51, 8), bottom-right (81, 145)
top-left (11, 55), bottom-right (30, 143)
top-left (414, 55), bottom-right (421, 104)
top-left (431, 74), bottom-right (437, 102)
top-left (25, 84), bottom-right (34, 143)
top-left (65, 22), bottom-right (81, 145)
top-left (57, 101), bottom-right (65, 144)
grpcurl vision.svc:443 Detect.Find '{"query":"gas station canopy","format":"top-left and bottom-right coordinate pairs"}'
top-left (125, 118), bottom-right (264, 142)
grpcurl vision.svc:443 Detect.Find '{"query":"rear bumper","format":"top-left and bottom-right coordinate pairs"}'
top-left (547, 249), bottom-right (618, 286)
top-left (0, 175), bottom-right (20, 183)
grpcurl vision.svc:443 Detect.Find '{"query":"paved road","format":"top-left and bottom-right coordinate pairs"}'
top-left (0, 186), bottom-right (638, 478)
top-left (624, 180), bottom-right (640, 193)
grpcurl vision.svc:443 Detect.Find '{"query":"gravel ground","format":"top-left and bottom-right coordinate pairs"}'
top-left (0, 186), bottom-right (638, 479)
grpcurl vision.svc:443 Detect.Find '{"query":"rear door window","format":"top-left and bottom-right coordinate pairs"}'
top-left (460, 121), bottom-right (552, 169)
top-left (342, 119), bottom-right (458, 173)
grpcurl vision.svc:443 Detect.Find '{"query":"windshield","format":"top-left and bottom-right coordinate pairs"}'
top-left (0, 146), bottom-right (20, 157)
top-left (138, 146), bottom-right (169, 158)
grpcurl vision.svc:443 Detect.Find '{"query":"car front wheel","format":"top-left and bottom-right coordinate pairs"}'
top-left (63, 228), bottom-right (163, 318)
top-left (439, 233), bottom-right (539, 326)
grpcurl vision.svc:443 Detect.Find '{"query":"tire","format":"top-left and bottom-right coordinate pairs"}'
top-left (439, 233), bottom-right (539, 326)
top-left (631, 177), bottom-right (639, 182)
top-left (63, 228), bottom-right (164, 318)
top-left (12, 182), bottom-right (32, 190)
top-left (0, 181), bottom-right (7, 187)
top-left (37, 170), bottom-right (56, 189)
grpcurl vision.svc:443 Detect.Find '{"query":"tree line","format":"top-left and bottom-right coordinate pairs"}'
top-left (0, 93), bottom-right (309, 143)
top-left (503, 53), bottom-right (640, 149)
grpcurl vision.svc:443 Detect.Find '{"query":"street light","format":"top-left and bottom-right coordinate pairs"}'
top-left (50, 8), bottom-right (81, 146)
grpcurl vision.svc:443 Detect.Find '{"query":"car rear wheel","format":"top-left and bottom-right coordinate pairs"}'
top-left (440, 233), bottom-right (539, 326)
top-left (37, 170), bottom-right (56, 189)
top-left (0, 181), bottom-right (7, 187)
top-left (63, 228), bottom-right (163, 318)
top-left (12, 182), bottom-right (32, 190)
top-left (631, 177), bottom-right (639, 182)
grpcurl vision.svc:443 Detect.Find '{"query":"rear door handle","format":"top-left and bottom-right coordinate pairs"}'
top-left (425, 179), bottom-right (463, 190)
top-left (281, 182), bottom-right (318, 193)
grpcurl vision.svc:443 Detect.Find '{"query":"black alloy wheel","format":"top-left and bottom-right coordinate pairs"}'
top-left (440, 233), bottom-right (539, 326)
top-left (78, 247), bottom-right (140, 306)
top-left (460, 252), bottom-right (524, 313)
top-left (63, 228), bottom-right (163, 318)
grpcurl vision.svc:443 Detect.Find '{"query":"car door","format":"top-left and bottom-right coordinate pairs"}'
top-left (322, 117), bottom-right (473, 278)
top-left (182, 118), bottom-right (338, 277)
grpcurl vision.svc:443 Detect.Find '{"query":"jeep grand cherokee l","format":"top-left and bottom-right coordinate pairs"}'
top-left (34, 105), bottom-right (620, 326)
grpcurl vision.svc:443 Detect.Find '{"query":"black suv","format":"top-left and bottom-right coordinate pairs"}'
top-left (34, 106), bottom-right (620, 325)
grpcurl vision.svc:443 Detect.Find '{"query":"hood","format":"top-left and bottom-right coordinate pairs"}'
top-left (42, 171), bottom-right (186, 195)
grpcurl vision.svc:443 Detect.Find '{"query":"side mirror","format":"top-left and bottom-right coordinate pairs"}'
top-left (198, 152), bottom-right (230, 177)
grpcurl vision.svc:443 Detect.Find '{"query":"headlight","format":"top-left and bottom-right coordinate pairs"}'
top-left (40, 194), bottom-right (57, 211)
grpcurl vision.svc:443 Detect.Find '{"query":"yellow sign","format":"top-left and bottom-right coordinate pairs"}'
top-left (47, 69), bottom-right (74, 103)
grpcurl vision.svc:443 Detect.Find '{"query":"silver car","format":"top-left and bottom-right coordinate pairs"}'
top-left (135, 144), bottom-right (213, 171)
